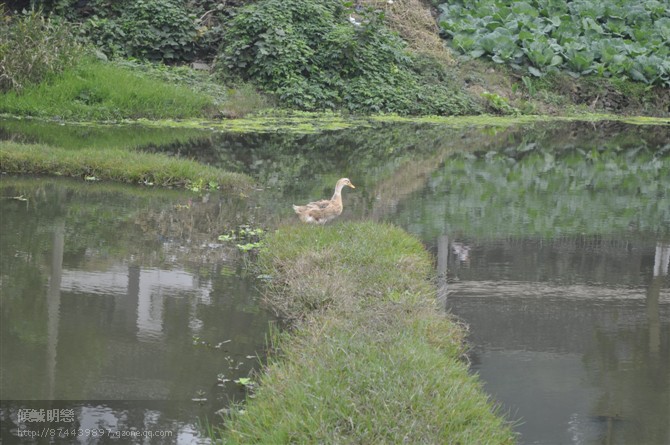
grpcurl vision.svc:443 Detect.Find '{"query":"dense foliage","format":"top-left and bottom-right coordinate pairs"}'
top-left (83, 0), bottom-right (198, 61)
top-left (0, 8), bottom-right (81, 92)
top-left (438, 0), bottom-right (670, 87)
top-left (2, 0), bottom-right (668, 116)
top-left (24, 0), bottom-right (212, 62)
top-left (113, 0), bottom-right (196, 61)
top-left (216, 0), bottom-right (478, 115)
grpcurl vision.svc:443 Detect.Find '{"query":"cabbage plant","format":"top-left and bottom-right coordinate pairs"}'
top-left (438, 0), bottom-right (670, 86)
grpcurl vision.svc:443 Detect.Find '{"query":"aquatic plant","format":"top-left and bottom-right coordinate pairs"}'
top-left (218, 225), bottom-right (266, 253)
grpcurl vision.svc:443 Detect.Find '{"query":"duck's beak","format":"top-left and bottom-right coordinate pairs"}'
top-left (348, 183), bottom-right (356, 189)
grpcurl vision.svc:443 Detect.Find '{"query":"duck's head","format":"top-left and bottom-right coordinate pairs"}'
top-left (338, 178), bottom-right (356, 189)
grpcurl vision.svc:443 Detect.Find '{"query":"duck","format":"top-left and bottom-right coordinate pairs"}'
top-left (293, 178), bottom-right (356, 224)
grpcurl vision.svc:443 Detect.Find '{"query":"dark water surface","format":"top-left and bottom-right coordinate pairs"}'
top-left (0, 176), bottom-right (275, 443)
top-left (1, 118), bottom-right (669, 444)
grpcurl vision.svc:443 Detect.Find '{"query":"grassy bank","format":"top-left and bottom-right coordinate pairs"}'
top-left (2, 3), bottom-right (668, 119)
top-left (0, 58), bottom-right (217, 121)
top-left (0, 140), bottom-right (252, 191)
top-left (215, 222), bottom-right (515, 444)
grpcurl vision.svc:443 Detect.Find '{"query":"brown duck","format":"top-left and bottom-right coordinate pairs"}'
top-left (293, 178), bottom-right (356, 224)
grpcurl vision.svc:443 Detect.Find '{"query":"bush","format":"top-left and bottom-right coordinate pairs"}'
top-left (119, 0), bottom-right (198, 62)
top-left (216, 0), bottom-right (478, 115)
top-left (74, 0), bottom-right (198, 62)
top-left (0, 8), bottom-right (82, 92)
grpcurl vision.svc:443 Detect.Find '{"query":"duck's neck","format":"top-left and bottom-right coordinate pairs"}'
top-left (331, 183), bottom-right (345, 201)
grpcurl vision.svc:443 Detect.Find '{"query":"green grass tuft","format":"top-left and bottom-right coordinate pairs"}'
top-left (0, 140), bottom-right (252, 191)
top-left (256, 222), bottom-right (434, 320)
top-left (214, 222), bottom-right (516, 444)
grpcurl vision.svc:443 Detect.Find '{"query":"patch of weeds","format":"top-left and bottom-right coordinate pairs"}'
top-left (115, 60), bottom-right (273, 117)
top-left (220, 83), bottom-right (273, 119)
top-left (0, 58), bottom-right (216, 120)
top-left (481, 91), bottom-right (518, 115)
top-left (0, 7), bottom-right (81, 93)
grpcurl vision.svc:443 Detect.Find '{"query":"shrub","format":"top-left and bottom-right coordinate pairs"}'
top-left (41, 0), bottom-right (228, 63)
top-left (0, 8), bottom-right (82, 92)
top-left (119, 0), bottom-right (198, 62)
top-left (73, 0), bottom-right (198, 62)
top-left (216, 0), bottom-right (478, 115)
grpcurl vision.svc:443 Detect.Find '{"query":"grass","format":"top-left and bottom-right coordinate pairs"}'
top-left (0, 58), bottom-right (217, 121)
top-left (113, 60), bottom-right (273, 118)
top-left (255, 222), bottom-right (434, 320)
top-left (0, 140), bottom-right (252, 191)
top-left (214, 222), bottom-right (516, 444)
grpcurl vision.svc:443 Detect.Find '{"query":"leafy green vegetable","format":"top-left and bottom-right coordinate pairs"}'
top-left (438, 0), bottom-right (670, 86)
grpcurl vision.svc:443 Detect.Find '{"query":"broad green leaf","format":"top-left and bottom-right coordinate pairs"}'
top-left (518, 30), bottom-right (534, 41)
top-left (440, 0), bottom-right (668, 87)
top-left (550, 55), bottom-right (563, 66)
top-left (628, 68), bottom-right (647, 83)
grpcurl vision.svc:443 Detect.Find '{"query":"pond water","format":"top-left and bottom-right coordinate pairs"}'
top-left (0, 176), bottom-right (276, 443)
top-left (1, 118), bottom-right (669, 444)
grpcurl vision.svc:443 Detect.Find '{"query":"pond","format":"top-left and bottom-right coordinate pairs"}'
top-left (0, 176), bottom-right (276, 443)
top-left (1, 118), bottom-right (669, 444)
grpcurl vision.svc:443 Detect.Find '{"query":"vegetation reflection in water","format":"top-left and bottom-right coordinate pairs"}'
top-left (1, 118), bottom-right (668, 444)
top-left (377, 123), bottom-right (669, 445)
top-left (124, 119), bottom-right (669, 240)
top-left (0, 178), bottom-right (275, 443)
top-left (191, 120), bottom-right (667, 445)
top-left (398, 124), bottom-right (670, 240)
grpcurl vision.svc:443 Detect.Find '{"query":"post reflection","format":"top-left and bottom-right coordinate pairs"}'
top-left (437, 235), bottom-right (669, 445)
top-left (0, 181), bottom-right (276, 443)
